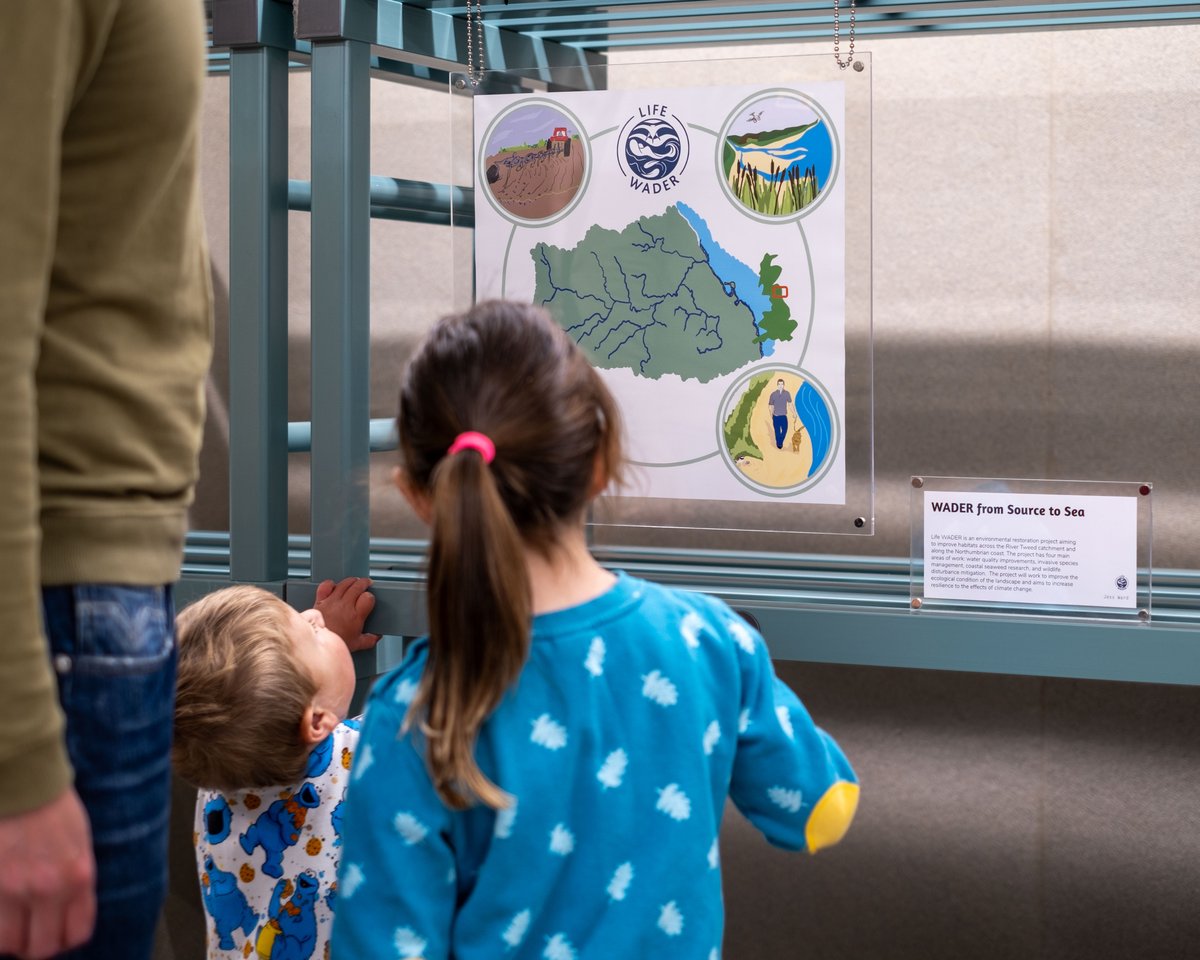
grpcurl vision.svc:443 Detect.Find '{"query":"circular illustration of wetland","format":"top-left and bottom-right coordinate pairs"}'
top-left (479, 101), bottom-right (589, 225)
top-left (718, 367), bottom-right (838, 494)
top-left (718, 91), bottom-right (838, 222)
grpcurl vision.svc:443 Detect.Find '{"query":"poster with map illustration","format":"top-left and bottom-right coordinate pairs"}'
top-left (474, 82), bottom-right (846, 505)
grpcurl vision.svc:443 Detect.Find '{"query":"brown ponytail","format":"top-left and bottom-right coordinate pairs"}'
top-left (397, 300), bottom-right (623, 810)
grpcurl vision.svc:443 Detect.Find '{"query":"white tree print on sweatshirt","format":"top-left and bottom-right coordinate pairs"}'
top-left (680, 611), bottom-right (704, 652)
top-left (502, 910), bottom-right (530, 949)
top-left (341, 862), bottom-right (365, 898)
top-left (393, 811), bottom-right (429, 846)
top-left (596, 748), bottom-right (628, 789)
top-left (607, 862), bottom-right (634, 901)
top-left (584, 636), bottom-right (606, 677)
top-left (707, 838), bottom-right (720, 869)
top-left (776, 705), bottom-right (795, 740)
top-left (544, 933), bottom-right (577, 960)
top-left (495, 798), bottom-right (518, 839)
top-left (727, 618), bottom-right (757, 655)
top-left (768, 786), bottom-right (803, 813)
top-left (393, 677), bottom-right (418, 705)
top-left (394, 927), bottom-right (427, 958)
top-left (351, 743), bottom-right (374, 782)
top-left (549, 824), bottom-right (575, 855)
top-left (658, 901), bottom-right (684, 936)
top-left (656, 783), bottom-right (691, 821)
top-left (531, 714), bottom-right (568, 750)
top-left (642, 670), bottom-right (678, 707)
top-left (702, 720), bottom-right (721, 755)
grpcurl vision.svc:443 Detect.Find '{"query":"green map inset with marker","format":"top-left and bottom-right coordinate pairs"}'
top-left (532, 202), bottom-right (793, 384)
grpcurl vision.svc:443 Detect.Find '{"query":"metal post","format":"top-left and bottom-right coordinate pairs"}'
top-left (228, 43), bottom-right (290, 583)
top-left (309, 39), bottom-right (371, 581)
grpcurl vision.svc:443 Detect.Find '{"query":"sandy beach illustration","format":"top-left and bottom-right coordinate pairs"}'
top-left (723, 369), bottom-right (834, 490)
top-left (734, 372), bottom-right (814, 487)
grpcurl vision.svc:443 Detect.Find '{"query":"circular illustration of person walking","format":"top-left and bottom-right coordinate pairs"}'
top-left (719, 368), bottom-right (837, 493)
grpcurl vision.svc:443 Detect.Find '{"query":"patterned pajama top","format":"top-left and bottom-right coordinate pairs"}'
top-left (194, 720), bottom-right (361, 960)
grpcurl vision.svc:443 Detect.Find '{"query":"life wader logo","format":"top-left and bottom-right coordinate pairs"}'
top-left (617, 104), bottom-right (690, 195)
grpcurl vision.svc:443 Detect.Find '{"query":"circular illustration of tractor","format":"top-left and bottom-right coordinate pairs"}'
top-left (479, 101), bottom-right (589, 225)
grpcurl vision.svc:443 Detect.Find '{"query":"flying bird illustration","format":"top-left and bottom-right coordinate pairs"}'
top-left (748, 110), bottom-right (764, 123)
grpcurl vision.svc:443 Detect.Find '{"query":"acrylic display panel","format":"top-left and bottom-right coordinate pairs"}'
top-left (450, 52), bottom-right (873, 546)
top-left (910, 476), bottom-right (1153, 621)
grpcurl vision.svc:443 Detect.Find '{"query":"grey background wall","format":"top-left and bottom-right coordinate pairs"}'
top-left (164, 24), bottom-right (1200, 960)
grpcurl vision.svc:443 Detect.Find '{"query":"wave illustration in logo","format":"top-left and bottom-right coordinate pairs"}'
top-left (624, 118), bottom-right (683, 181)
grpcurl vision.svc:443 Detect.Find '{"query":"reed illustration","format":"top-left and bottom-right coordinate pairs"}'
top-left (728, 159), bottom-right (820, 216)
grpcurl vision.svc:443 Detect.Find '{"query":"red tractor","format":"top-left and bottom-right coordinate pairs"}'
top-left (548, 126), bottom-right (572, 157)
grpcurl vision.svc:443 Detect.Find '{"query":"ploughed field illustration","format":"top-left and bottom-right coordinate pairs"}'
top-left (484, 128), bottom-right (585, 219)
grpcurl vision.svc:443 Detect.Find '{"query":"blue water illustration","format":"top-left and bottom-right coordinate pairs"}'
top-left (727, 121), bottom-right (833, 189)
top-left (676, 202), bottom-right (774, 356)
top-left (795, 381), bottom-right (831, 477)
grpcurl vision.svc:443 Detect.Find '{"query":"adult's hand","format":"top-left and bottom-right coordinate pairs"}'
top-left (0, 786), bottom-right (95, 959)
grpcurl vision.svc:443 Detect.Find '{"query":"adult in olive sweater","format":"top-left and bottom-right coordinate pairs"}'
top-left (0, 2), bottom-right (212, 958)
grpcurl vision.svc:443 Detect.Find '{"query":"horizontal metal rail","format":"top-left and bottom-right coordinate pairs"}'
top-left (180, 530), bottom-right (1200, 684)
top-left (286, 177), bottom-right (473, 227)
top-left (287, 417), bottom-right (398, 453)
top-left (404, 0), bottom-right (1200, 46)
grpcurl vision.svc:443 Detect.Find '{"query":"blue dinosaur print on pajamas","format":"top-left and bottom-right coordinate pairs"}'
top-left (204, 795), bottom-right (232, 844)
top-left (240, 782), bottom-right (321, 878)
top-left (330, 798), bottom-right (344, 846)
top-left (201, 855), bottom-right (256, 950)
top-left (303, 732), bottom-right (334, 779)
top-left (256, 872), bottom-right (320, 960)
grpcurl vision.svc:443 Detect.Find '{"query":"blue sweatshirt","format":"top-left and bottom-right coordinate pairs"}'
top-left (333, 572), bottom-right (857, 959)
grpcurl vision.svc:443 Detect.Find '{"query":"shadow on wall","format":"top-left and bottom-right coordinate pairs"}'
top-left (720, 662), bottom-right (1200, 960)
top-left (191, 269), bottom-right (1200, 568)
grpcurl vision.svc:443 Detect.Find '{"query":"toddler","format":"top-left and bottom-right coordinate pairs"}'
top-left (174, 576), bottom-right (377, 959)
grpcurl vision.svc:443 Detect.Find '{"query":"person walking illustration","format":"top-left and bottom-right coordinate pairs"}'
top-left (768, 378), bottom-right (793, 450)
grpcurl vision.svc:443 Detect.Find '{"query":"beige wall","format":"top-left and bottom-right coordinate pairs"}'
top-left (193, 25), bottom-right (1200, 568)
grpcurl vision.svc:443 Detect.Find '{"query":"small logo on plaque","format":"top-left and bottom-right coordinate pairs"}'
top-left (1115, 575), bottom-right (1129, 591)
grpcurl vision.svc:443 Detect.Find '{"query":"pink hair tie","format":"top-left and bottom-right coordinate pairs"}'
top-left (447, 431), bottom-right (496, 464)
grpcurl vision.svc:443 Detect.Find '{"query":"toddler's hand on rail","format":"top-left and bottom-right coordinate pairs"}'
top-left (315, 577), bottom-right (381, 652)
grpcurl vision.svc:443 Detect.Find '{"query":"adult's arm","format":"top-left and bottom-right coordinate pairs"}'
top-left (0, 6), bottom-right (96, 956)
top-left (0, 0), bottom-right (78, 818)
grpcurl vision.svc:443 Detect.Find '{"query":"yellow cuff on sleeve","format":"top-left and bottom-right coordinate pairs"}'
top-left (805, 780), bottom-right (859, 853)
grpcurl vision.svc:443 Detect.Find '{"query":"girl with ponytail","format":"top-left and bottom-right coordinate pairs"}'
top-left (333, 301), bottom-right (858, 959)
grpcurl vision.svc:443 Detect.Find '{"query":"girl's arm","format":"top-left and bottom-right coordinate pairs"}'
top-left (725, 613), bottom-right (859, 854)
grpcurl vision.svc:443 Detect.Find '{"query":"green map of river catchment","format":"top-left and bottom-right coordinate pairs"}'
top-left (531, 204), bottom-right (791, 384)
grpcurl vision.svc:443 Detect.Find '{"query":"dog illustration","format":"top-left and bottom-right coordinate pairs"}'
top-left (791, 425), bottom-right (805, 453)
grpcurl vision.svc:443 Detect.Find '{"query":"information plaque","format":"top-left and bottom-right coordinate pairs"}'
top-left (910, 477), bottom-right (1152, 620)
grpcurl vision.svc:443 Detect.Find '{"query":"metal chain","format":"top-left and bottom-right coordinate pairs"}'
top-left (466, 0), bottom-right (485, 87)
top-left (832, 0), bottom-right (857, 70)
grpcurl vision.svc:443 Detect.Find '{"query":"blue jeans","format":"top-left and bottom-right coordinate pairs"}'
top-left (40, 585), bottom-right (176, 960)
top-left (773, 414), bottom-right (790, 449)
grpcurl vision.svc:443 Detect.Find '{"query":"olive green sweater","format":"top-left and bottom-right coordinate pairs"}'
top-left (0, 0), bottom-right (213, 815)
